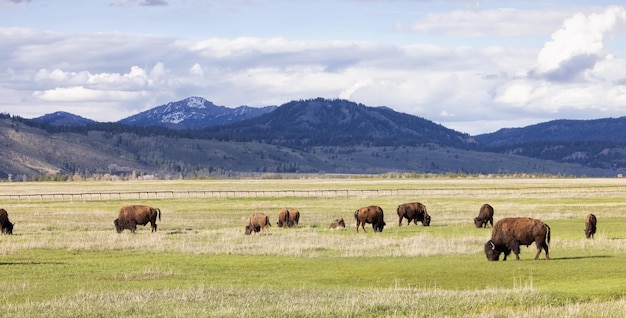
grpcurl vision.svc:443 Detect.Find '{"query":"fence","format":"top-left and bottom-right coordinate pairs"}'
top-left (2, 185), bottom-right (626, 202)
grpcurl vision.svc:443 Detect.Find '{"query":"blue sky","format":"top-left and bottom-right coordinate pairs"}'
top-left (2, 0), bottom-right (626, 134)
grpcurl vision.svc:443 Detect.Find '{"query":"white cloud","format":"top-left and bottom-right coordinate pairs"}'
top-left (534, 6), bottom-right (626, 79)
top-left (4, 4), bottom-right (626, 134)
top-left (189, 63), bottom-right (204, 76)
top-left (33, 86), bottom-right (143, 102)
top-left (399, 8), bottom-right (570, 37)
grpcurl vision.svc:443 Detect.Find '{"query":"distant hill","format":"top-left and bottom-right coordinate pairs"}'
top-left (475, 117), bottom-right (626, 170)
top-left (475, 117), bottom-right (626, 146)
top-left (32, 111), bottom-right (96, 126)
top-left (5, 98), bottom-right (626, 178)
top-left (1, 115), bottom-right (614, 179)
top-left (200, 98), bottom-right (476, 149)
top-left (119, 96), bottom-right (277, 129)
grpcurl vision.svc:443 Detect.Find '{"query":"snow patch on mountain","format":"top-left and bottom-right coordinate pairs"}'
top-left (186, 96), bottom-right (206, 109)
top-left (119, 96), bottom-right (277, 129)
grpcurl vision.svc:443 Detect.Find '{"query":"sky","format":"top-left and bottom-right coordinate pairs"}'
top-left (2, 1), bottom-right (626, 135)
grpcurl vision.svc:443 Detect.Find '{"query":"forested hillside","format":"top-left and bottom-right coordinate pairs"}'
top-left (4, 98), bottom-right (626, 179)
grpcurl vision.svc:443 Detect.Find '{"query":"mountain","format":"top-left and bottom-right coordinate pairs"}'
top-left (475, 117), bottom-right (626, 146)
top-left (475, 117), bottom-right (626, 170)
top-left (118, 96), bottom-right (277, 129)
top-left (201, 98), bottom-right (476, 149)
top-left (1, 114), bottom-right (615, 179)
top-left (32, 111), bottom-right (96, 126)
top-left (5, 97), bottom-right (626, 178)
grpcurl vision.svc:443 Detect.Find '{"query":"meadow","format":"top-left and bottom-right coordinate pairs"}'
top-left (1, 177), bottom-right (626, 317)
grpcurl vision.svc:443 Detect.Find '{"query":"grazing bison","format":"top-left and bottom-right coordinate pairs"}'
top-left (484, 217), bottom-right (550, 261)
top-left (585, 213), bottom-right (597, 239)
top-left (397, 202), bottom-right (431, 227)
top-left (329, 218), bottom-right (346, 229)
top-left (288, 209), bottom-right (300, 227)
top-left (474, 204), bottom-right (494, 228)
top-left (0, 208), bottom-right (14, 235)
top-left (277, 208), bottom-right (300, 228)
top-left (114, 205), bottom-right (161, 233)
top-left (245, 213), bottom-right (271, 235)
top-left (354, 205), bottom-right (386, 233)
top-left (277, 208), bottom-right (289, 227)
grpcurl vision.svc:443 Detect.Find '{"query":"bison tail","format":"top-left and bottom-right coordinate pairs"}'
top-left (546, 224), bottom-right (551, 244)
top-left (157, 208), bottom-right (161, 221)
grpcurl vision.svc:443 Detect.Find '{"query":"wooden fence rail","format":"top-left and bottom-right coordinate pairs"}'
top-left (2, 186), bottom-right (626, 203)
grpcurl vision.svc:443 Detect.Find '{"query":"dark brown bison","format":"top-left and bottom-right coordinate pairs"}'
top-left (354, 205), bottom-right (386, 233)
top-left (474, 204), bottom-right (494, 228)
top-left (329, 218), bottom-right (346, 229)
top-left (288, 209), bottom-right (300, 227)
top-left (0, 208), bottom-right (14, 235)
top-left (245, 213), bottom-right (271, 235)
top-left (114, 205), bottom-right (161, 233)
top-left (484, 217), bottom-right (550, 261)
top-left (397, 202), bottom-right (430, 226)
top-left (585, 213), bottom-right (597, 239)
top-left (277, 208), bottom-right (289, 227)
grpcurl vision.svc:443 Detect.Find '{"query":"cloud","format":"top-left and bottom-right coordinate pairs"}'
top-left (4, 5), bottom-right (626, 134)
top-left (140, 0), bottom-right (167, 6)
top-left (110, 0), bottom-right (168, 6)
top-left (0, 0), bottom-right (30, 10)
top-left (533, 6), bottom-right (626, 80)
top-left (33, 86), bottom-right (143, 102)
top-left (398, 8), bottom-right (569, 37)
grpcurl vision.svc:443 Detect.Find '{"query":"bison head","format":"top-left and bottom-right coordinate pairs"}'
top-left (373, 221), bottom-right (386, 232)
top-left (422, 214), bottom-right (431, 226)
top-left (474, 217), bottom-right (484, 228)
top-left (245, 224), bottom-right (261, 235)
top-left (484, 240), bottom-right (512, 261)
top-left (484, 240), bottom-right (500, 261)
top-left (1, 221), bottom-right (13, 235)
top-left (114, 219), bottom-right (123, 233)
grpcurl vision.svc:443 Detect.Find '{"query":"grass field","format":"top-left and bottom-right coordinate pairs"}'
top-left (1, 177), bottom-right (626, 317)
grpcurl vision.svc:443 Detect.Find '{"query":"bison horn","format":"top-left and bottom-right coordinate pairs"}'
top-left (489, 241), bottom-right (495, 250)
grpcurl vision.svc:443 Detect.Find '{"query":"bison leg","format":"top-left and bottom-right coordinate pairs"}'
top-left (151, 221), bottom-right (157, 232)
top-left (536, 240), bottom-right (550, 260)
top-left (510, 242), bottom-right (521, 260)
top-left (130, 222), bottom-right (137, 233)
top-left (356, 221), bottom-right (366, 233)
top-left (398, 215), bottom-right (403, 227)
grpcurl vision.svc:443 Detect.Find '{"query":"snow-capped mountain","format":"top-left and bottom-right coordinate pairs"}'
top-left (119, 96), bottom-right (277, 129)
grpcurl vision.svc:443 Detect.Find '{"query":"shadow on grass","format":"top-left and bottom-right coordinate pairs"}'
top-left (0, 261), bottom-right (65, 266)
top-left (550, 255), bottom-right (612, 261)
top-left (166, 228), bottom-right (195, 235)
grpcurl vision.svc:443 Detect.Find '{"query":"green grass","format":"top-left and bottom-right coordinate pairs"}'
top-left (1, 177), bottom-right (626, 317)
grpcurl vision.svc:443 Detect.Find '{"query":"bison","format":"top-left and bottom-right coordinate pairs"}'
top-left (397, 202), bottom-right (431, 227)
top-left (114, 205), bottom-right (161, 233)
top-left (245, 213), bottom-right (271, 235)
top-left (354, 205), bottom-right (386, 233)
top-left (585, 213), bottom-right (597, 239)
top-left (277, 208), bottom-right (289, 227)
top-left (484, 217), bottom-right (550, 261)
top-left (277, 208), bottom-right (300, 228)
top-left (474, 204), bottom-right (494, 228)
top-left (288, 209), bottom-right (300, 227)
top-left (0, 208), bottom-right (14, 235)
top-left (329, 218), bottom-right (346, 229)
